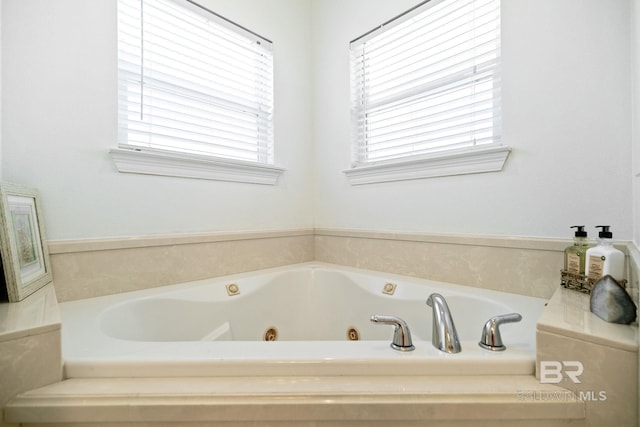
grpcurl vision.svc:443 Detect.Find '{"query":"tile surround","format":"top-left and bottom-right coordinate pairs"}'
top-left (49, 230), bottom-right (315, 301)
top-left (47, 228), bottom-right (582, 301)
top-left (536, 329), bottom-right (637, 427)
top-left (1, 228), bottom-right (638, 426)
top-left (314, 229), bottom-right (568, 299)
top-left (536, 282), bottom-right (638, 427)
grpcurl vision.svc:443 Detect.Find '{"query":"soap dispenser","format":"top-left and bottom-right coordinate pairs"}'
top-left (584, 226), bottom-right (625, 282)
top-left (564, 225), bottom-right (590, 275)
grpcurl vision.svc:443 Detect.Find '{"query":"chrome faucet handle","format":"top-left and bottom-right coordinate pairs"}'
top-left (370, 315), bottom-right (415, 352)
top-left (478, 313), bottom-right (522, 351)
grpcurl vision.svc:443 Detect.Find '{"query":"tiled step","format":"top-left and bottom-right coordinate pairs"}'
top-left (5, 375), bottom-right (585, 425)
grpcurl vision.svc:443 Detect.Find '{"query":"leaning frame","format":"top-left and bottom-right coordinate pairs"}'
top-left (0, 182), bottom-right (52, 301)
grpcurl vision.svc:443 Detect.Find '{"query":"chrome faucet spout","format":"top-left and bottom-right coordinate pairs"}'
top-left (426, 293), bottom-right (461, 354)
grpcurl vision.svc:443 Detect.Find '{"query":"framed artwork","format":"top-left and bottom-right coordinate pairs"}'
top-left (0, 182), bottom-right (52, 301)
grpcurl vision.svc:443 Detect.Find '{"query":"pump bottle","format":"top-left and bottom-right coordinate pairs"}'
top-left (564, 225), bottom-right (591, 275)
top-left (584, 225), bottom-right (625, 282)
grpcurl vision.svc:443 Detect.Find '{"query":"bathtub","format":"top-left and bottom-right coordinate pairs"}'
top-left (59, 262), bottom-right (547, 378)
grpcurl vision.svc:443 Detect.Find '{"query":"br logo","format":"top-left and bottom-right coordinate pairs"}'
top-left (539, 361), bottom-right (584, 384)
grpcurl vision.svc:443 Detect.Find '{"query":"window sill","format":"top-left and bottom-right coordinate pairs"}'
top-left (110, 148), bottom-right (285, 185)
top-left (343, 144), bottom-right (511, 185)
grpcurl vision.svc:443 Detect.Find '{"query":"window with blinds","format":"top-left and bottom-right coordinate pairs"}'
top-left (350, 0), bottom-right (501, 167)
top-left (117, 0), bottom-right (274, 166)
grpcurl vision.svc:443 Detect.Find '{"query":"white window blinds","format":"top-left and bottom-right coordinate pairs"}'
top-left (350, 0), bottom-right (501, 166)
top-left (118, 0), bottom-right (274, 165)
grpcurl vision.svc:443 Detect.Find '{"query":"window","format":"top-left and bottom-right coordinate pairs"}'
top-left (347, 0), bottom-right (509, 184)
top-left (113, 0), bottom-right (283, 184)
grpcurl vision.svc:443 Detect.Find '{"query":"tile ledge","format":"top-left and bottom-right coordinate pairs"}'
top-left (48, 228), bottom-right (315, 254)
top-left (537, 287), bottom-right (638, 352)
top-left (315, 228), bottom-right (577, 251)
top-left (0, 282), bottom-right (61, 342)
top-left (49, 228), bottom-right (586, 255)
top-left (46, 228), bottom-right (639, 255)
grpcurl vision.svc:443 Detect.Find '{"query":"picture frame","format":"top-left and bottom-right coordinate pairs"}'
top-left (0, 182), bottom-right (52, 302)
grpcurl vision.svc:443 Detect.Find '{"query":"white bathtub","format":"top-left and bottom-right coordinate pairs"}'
top-left (60, 262), bottom-right (547, 378)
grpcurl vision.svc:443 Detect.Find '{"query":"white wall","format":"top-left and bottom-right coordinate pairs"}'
top-left (312, 0), bottom-right (634, 240)
top-left (0, 0), bottom-right (3, 180)
top-left (1, 0), bottom-right (314, 240)
top-left (1, 0), bottom-right (635, 242)
top-left (634, 0), bottom-right (640, 248)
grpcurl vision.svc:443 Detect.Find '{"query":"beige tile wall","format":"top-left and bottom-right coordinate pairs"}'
top-left (48, 228), bottom-right (637, 302)
top-left (314, 229), bottom-right (569, 299)
top-left (0, 329), bottom-right (62, 427)
top-left (50, 230), bottom-right (315, 302)
top-left (536, 329), bottom-right (637, 427)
